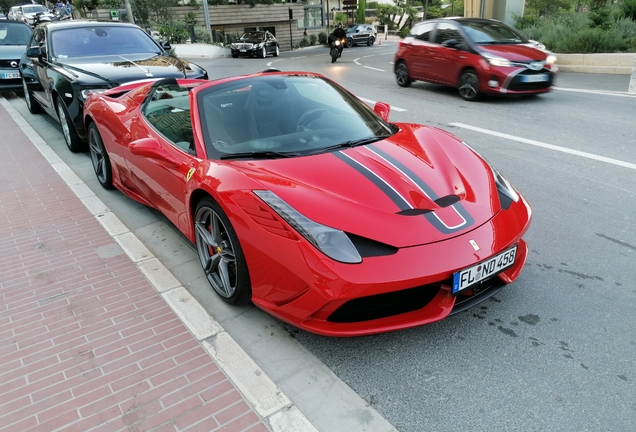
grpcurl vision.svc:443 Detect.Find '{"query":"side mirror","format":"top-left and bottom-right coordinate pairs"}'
top-left (160, 40), bottom-right (172, 51)
top-left (129, 138), bottom-right (179, 167)
top-left (26, 46), bottom-right (42, 58)
top-left (373, 101), bottom-right (391, 122)
top-left (441, 39), bottom-right (461, 49)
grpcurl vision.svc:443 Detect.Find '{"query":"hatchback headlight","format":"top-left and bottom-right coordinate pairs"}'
top-left (546, 54), bottom-right (557, 65)
top-left (483, 53), bottom-right (512, 68)
top-left (254, 190), bottom-right (362, 263)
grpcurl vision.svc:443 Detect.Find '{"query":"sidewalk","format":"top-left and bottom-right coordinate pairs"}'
top-left (0, 99), bottom-right (315, 431)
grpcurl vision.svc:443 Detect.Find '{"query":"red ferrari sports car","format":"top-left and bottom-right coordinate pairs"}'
top-left (83, 71), bottom-right (532, 337)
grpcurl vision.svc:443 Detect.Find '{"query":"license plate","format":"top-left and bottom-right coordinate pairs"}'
top-left (1, 72), bottom-right (20, 79)
top-left (240, 49), bottom-right (246, 52)
top-left (452, 245), bottom-right (517, 294)
top-left (521, 74), bottom-right (548, 83)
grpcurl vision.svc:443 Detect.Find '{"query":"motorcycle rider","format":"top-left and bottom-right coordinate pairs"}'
top-left (329, 23), bottom-right (346, 57)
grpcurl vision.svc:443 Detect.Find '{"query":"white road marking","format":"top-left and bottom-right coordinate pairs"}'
top-left (554, 86), bottom-right (636, 98)
top-left (450, 122), bottom-right (636, 171)
top-left (363, 66), bottom-right (386, 71)
top-left (359, 97), bottom-right (407, 112)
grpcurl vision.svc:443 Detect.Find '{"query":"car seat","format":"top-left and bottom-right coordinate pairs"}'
top-left (243, 82), bottom-right (294, 140)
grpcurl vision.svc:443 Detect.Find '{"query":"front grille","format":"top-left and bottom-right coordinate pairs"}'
top-left (449, 276), bottom-right (506, 315)
top-left (235, 43), bottom-right (254, 50)
top-left (327, 283), bottom-right (441, 323)
top-left (507, 70), bottom-right (553, 91)
top-left (0, 60), bottom-right (20, 69)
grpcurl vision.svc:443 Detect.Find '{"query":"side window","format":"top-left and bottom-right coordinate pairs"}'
top-left (142, 84), bottom-right (195, 154)
top-left (412, 22), bottom-right (435, 42)
top-left (434, 23), bottom-right (464, 45)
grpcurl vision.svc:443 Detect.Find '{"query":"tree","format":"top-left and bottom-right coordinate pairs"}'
top-left (130, 0), bottom-right (179, 25)
top-left (525, 0), bottom-right (574, 18)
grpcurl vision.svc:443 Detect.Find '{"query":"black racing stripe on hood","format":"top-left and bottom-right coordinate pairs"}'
top-left (367, 144), bottom-right (476, 234)
top-left (333, 151), bottom-right (411, 212)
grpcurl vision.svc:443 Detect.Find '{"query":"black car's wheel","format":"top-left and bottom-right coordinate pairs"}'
top-left (458, 69), bottom-right (481, 101)
top-left (57, 98), bottom-right (84, 152)
top-left (22, 78), bottom-right (43, 114)
top-left (231, 52), bottom-right (238, 58)
top-left (368, 36), bottom-right (375, 46)
top-left (346, 38), bottom-right (353, 48)
top-left (395, 61), bottom-right (412, 87)
top-left (194, 197), bottom-right (251, 305)
top-left (274, 45), bottom-right (279, 57)
top-left (261, 47), bottom-right (267, 58)
top-left (87, 122), bottom-right (113, 189)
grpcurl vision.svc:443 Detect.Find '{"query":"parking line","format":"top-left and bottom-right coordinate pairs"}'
top-left (554, 87), bottom-right (636, 98)
top-left (450, 122), bottom-right (636, 170)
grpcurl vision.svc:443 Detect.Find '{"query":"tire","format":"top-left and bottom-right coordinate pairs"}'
top-left (231, 52), bottom-right (238, 58)
top-left (194, 197), bottom-right (252, 305)
top-left (395, 61), bottom-right (412, 87)
top-left (22, 78), bottom-right (43, 114)
top-left (87, 122), bottom-right (114, 189)
top-left (368, 36), bottom-right (375, 46)
top-left (331, 47), bottom-right (338, 63)
top-left (273, 45), bottom-right (279, 57)
top-left (346, 38), bottom-right (353, 48)
top-left (57, 98), bottom-right (84, 152)
top-left (458, 69), bottom-right (480, 101)
top-left (261, 46), bottom-right (267, 58)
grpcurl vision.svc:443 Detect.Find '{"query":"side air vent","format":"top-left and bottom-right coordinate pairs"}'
top-left (347, 234), bottom-right (398, 258)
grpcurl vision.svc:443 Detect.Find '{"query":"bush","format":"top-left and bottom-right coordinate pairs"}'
top-left (399, 27), bottom-right (410, 38)
top-left (157, 22), bottom-right (189, 44)
top-left (318, 31), bottom-right (328, 45)
top-left (622, 0), bottom-right (636, 20)
top-left (309, 34), bottom-right (318, 46)
top-left (296, 37), bottom-right (310, 48)
top-left (556, 27), bottom-right (628, 53)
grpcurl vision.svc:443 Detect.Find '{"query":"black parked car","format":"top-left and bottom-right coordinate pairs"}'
top-left (20, 20), bottom-right (208, 152)
top-left (0, 20), bottom-right (31, 92)
top-left (230, 31), bottom-right (279, 58)
top-left (345, 24), bottom-right (377, 47)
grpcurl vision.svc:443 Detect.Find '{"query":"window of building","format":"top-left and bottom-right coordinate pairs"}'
top-left (297, 0), bottom-right (323, 30)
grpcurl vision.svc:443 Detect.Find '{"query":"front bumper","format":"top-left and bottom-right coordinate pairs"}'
top-left (231, 47), bottom-right (263, 57)
top-left (233, 191), bottom-right (532, 337)
top-left (481, 63), bottom-right (557, 95)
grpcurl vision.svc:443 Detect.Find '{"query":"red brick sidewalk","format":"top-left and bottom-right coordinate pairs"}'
top-left (0, 102), bottom-right (271, 431)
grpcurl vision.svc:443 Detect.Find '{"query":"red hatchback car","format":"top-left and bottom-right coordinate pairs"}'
top-left (394, 17), bottom-right (558, 101)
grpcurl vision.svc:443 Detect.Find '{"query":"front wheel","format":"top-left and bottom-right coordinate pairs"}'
top-left (331, 47), bottom-right (338, 63)
top-left (231, 52), bottom-right (238, 58)
top-left (395, 61), bottom-right (412, 87)
top-left (57, 98), bottom-right (84, 152)
top-left (261, 46), bottom-right (267, 58)
top-left (346, 38), bottom-right (353, 48)
top-left (22, 78), bottom-right (43, 114)
top-left (87, 122), bottom-right (113, 189)
top-left (458, 69), bottom-right (480, 101)
top-left (368, 36), bottom-right (375, 46)
top-left (195, 198), bottom-right (251, 305)
top-left (273, 45), bottom-right (279, 57)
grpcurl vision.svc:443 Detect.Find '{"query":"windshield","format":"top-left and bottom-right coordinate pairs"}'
top-left (240, 32), bottom-right (264, 41)
top-left (198, 75), bottom-right (394, 160)
top-left (461, 21), bottom-right (527, 44)
top-left (50, 26), bottom-right (162, 59)
top-left (0, 23), bottom-right (32, 46)
top-left (22, 5), bottom-right (47, 14)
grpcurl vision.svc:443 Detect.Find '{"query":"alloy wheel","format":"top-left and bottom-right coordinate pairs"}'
top-left (458, 71), bottom-right (480, 101)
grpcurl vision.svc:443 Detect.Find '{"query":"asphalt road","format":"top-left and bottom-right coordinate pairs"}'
top-left (7, 41), bottom-right (636, 432)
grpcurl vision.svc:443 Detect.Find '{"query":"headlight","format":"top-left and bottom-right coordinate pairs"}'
top-left (80, 88), bottom-right (108, 100)
top-left (546, 54), bottom-right (557, 65)
top-left (254, 190), bottom-right (362, 263)
top-left (335, 40), bottom-right (341, 46)
top-left (483, 53), bottom-right (512, 67)
top-left (462, 142), bottom-right (519, 205)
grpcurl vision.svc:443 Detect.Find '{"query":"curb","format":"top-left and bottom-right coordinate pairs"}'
top-left (0, 97), bottom-right (319, 432)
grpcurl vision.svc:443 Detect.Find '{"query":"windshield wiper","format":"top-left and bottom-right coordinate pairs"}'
top-left (220, 150), bottom-right (301, 160)
top-left (309, 136), bottom-right (387, 154)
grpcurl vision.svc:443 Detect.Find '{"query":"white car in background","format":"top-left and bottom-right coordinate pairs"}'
top-left (15, 4), bottom-right (53, 26)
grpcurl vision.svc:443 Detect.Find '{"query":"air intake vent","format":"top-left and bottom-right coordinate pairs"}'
top-left (435, 194), bottom-right (460, 208)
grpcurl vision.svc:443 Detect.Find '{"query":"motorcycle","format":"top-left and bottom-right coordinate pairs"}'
top-left (31, 11), bottom-right (55, 26)
top-left (329, 37), bottom-right (345, 63)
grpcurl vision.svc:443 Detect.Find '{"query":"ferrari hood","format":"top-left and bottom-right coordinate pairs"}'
top-left (478, 44), bottom-right (548, 62)
top-left (54, 54), bottom-right (205, 87)
top-left (232, 125), bottom-right (500, 248)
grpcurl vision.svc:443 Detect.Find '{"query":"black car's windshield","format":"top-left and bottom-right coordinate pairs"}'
top-left (461, 21), bottom-right (527, 45)
top-left (0, 22), bottom-right (31, 45)
top-left (240, 32), bottom-right (265, 41)
top-left (198, 75), bottom-right (394, 160)
top-left (50, 26), bottom-right (162, 59)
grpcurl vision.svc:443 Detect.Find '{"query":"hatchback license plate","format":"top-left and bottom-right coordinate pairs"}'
top-left (1, 72), bottom-right (20, 79)
top-left (452, 245), bottom-right (517, 294)
top-left (521, 74), bottom-right (548, 83)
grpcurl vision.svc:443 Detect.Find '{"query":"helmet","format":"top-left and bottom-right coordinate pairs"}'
top-left (336, 23), bottom-right (343, 28)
